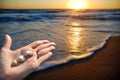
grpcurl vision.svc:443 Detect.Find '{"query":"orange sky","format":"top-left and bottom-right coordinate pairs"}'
top-left (0, 0), bottom-right (120, 9)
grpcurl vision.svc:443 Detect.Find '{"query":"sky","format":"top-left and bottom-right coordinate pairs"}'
top-left (0, 0), bottom-right (120, 9)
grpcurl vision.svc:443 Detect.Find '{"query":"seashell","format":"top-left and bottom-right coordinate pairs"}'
top-left (12, 60), bottom-right (19, 66)
top-left (17, 55), bottom-right (26, 63)
top-left (24, 51), bottom-right (33, 57)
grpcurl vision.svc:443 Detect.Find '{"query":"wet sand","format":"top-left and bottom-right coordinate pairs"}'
top-left (24, 36), bottom-right (120, 80)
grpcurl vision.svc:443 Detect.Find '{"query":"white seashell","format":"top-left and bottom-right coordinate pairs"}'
top-left (17, 55), bottom-right (26, 63)
top-left (24, 51), bottom-right (33, 57)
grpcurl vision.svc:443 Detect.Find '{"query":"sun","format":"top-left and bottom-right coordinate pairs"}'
top-left (68, 0), bottom-right (88, 10)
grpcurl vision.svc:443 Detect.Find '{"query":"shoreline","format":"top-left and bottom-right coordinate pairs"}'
top-left (24, 36), bottom-right (120, 80)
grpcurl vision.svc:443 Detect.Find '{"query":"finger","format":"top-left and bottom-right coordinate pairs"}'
top-left (35, 42), bottom-right (56, 51)
top-left (3, 34), bottom-right (12, 49)
top-left (38, 52), bottom-right (52, 64)
top-left (29, 40), bottom-right (50, 49)
top-left (37, 46), bottom-right (55, 56)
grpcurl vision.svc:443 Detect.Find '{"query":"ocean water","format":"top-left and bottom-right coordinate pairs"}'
top-left (0, 9), bottom-right (120, 71)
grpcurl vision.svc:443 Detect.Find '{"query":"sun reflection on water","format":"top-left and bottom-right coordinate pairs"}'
top-left (71, 22), bottom-right (80, 26)
top-left (66, 21), bottom-right (83, 52)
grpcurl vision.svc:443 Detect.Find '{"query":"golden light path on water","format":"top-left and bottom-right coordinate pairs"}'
top-left (66, 21), bottom-right (92, 58)
top-left (67, 22), bottom-right (82, 52)
top-left (63, 9), bottom-right (94, 58)
top-left (63, 10), bottom-right (84, 53)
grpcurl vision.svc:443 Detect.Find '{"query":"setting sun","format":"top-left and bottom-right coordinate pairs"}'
top-left (68, 0), bottom-right (88, 9)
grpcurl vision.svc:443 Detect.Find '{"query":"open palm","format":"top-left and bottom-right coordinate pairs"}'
top-left (0, 35), bottom-right (56, 80)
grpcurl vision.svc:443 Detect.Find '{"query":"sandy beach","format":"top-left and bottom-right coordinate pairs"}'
top-left (24, 36), bottom-right (120, 80)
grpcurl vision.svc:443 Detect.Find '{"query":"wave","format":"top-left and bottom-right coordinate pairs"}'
top-left (0, 9), bottom-right (67, 14)
top-left (0, 9), bottom-right (120, 22)
top-left (0, 9), bottom-right (120, 13)
top-left (0, 14), bottom-right (56, 22)
top-left (0, 14), bottom-right (120, 22)
top-left (35, 34), bottom-right (111, 71)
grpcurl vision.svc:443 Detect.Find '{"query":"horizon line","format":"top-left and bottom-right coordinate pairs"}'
top-left (0, 8), bottom-right (120, 10)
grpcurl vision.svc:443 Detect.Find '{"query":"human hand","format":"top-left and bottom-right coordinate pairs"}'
top-left (0, 35), bottom-right (56, 80)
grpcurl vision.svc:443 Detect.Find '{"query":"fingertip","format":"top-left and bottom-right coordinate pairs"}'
top-left (4, 34), bottom-right (12, 49)
top-left (43, 40), bottom-right (50, 43)
top-left (48, 52), bottom-right (53, 56)
top-left (52, 46), bottom-right (56, 50)
top-left (6, 34), bottom-right (11, 38)
top-left (51, 42), bottom-right (56, 46)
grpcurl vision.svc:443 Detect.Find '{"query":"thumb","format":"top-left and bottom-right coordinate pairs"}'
top-left (3, 34), bottom-right (12, 49)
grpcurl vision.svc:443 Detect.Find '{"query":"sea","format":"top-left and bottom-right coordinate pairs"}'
top-left (0, 9), bottom-right (120, 71)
